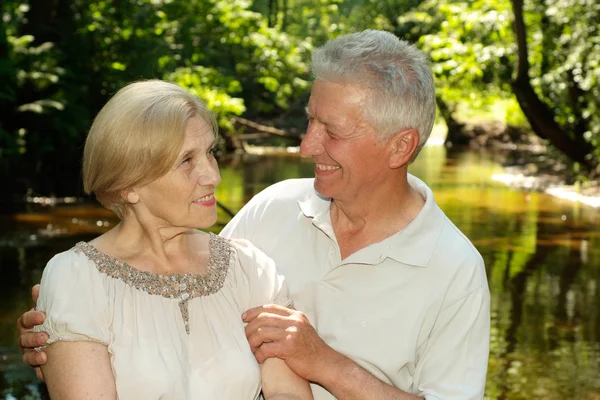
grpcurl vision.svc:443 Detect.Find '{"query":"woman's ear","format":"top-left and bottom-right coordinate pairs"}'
top-left (121, 189), bottom-right (140, 204)
top-left (388, 129), bottom-right (420, 169)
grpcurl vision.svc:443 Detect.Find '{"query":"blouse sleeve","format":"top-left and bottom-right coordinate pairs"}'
top-left (33, 249), bottom-right (111, 346)
top-left (229, 238), bottom-right (293, 310)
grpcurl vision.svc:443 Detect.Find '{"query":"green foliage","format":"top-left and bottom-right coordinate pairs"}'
top-left (0, 0), bottom-right (312, 194)
top-left (168, 66), bottom-right (246, 132)
top-left (396, 0), bottom-right (516, 107)
top-left (252, 0), bottom-right (346, 44)
top-left (1, 0), bottom-right (599, 193)
top-left (529, 0), bottom-right (600, 159)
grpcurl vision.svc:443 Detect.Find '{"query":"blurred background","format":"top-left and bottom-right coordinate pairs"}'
top-left (0, 0), bottom-right (599, 399)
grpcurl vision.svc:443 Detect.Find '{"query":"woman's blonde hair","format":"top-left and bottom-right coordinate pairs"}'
top-left (82, 80), bottom-right (217, 218)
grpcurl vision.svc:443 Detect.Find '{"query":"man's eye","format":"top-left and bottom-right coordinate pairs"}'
top-left (208, 147), bottom-right (217, 156)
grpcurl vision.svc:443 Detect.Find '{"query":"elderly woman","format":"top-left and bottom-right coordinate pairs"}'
top-left (32, 80), bottom-right (312, 399)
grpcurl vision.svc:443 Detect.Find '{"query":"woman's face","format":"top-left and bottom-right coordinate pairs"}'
top-left (133, 116), bottom-right (221, 230)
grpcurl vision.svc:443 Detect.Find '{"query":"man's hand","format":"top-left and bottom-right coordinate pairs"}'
top-left (16, 284), bottom-right (48, 381)
top-left (243, 304), bottom-right (337, 382)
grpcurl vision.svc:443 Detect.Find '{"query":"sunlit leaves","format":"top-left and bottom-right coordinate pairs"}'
top-left (533, 0), bottom-right (600, 153)
top-left (17, 99), bottom-right (64, 113)
top-left (400, 0), bottom-right (516, 101)
top-left (168, 66), bottom-right (246, 131)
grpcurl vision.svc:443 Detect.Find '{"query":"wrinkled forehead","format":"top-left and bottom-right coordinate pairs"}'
top-left (307, 81), bottom-right (368, 122)
top-left (182, 116), bottom-right (216, 147)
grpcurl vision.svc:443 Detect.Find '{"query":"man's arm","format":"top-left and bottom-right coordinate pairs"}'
top-left (16, 284), bottom-right (48, 379)
top-left (243, 305), bottom-right (422, 400)
top-left (317, 352), bottom-right (422, 400)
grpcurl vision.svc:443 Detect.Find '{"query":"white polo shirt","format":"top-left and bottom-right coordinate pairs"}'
top-left (220, 175), bottom-right (490, 400)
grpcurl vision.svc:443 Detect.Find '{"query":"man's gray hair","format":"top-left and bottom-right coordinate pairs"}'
top-left (311, 30), bottom-right (436, 160)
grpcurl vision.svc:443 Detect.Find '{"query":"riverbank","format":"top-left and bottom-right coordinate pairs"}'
top-left (462, 120), bottom-right (600, 209)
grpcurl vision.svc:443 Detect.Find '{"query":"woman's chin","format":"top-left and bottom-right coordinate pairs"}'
top-left (192, 216), bottom-right (218, 230)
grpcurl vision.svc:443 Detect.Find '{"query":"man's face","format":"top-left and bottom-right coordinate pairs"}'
top-left (300, 81), bottom-right (391, 202)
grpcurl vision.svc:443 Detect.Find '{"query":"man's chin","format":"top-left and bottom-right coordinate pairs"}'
top-left (313, 180), bottom-right (334, 200)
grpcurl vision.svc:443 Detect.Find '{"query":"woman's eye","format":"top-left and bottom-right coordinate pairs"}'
top-left (181, 157), bottom-right (192, 165)
top-left (208, 147), bottom-right (216, 156)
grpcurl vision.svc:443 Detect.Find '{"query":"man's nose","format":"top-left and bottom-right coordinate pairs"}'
top-left (299, 124), bottom-right (325, 158)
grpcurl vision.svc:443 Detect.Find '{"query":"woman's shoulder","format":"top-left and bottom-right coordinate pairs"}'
top-left (40, 243), bottom-right (102, 286)
top-left (44, 242), bottom-right (96, 274)
top-left (220, 236), bottom-right (280, 281)
top-left (222, 236), bottom-right (267, 264)
top-left (37, 243), bottom-right (110, 312)
top-left (216, 235), bottom-right (289, 308)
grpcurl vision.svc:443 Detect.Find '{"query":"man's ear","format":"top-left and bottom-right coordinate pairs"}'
top-left (121, 188), bottom-right (140, 204)
top-left (388, 129), bottom-right (420, 169)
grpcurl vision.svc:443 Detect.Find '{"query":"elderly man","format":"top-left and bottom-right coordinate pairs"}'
top-left (18, 30), bottom-right (490, 399)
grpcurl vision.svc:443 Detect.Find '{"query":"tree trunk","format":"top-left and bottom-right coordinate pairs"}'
top-left (510, 0), bottom-right (594, 168)
top-left (268, 0), bottom-right (279, 27)
top-left (437, 95), bottom-right (470, 146)
top-left (281, 0), bottom-right (288, 31)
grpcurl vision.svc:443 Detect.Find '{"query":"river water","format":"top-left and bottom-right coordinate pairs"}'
top-left (1, 146), bottom-right (599, 399)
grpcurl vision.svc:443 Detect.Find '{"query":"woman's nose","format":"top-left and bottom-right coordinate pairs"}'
top-left (196, 159), bottom-right (221, 187)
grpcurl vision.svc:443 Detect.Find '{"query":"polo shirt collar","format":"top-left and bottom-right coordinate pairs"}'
top-left (382, 174), bottom-right (445, 267)
top-left (297, 174), bottom-right (444, 267)
top-left (297, 186), bottom-right (335, 239)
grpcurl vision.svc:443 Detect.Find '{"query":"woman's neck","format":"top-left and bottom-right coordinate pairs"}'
top-left (90, 215), bottom-right (210, 275)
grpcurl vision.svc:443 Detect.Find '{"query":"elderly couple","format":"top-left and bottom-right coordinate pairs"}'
top-left (16, 30), bottom-right (490, 399)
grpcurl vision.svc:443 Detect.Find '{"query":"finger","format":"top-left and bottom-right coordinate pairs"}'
top-left (254, 342), bottom-right (283, 364)
top-left (16, 309), bottom-right (35, 333)
top-left (247, 326), bottom-right (288, 353)
top-left (35, 367), bottom-right (46, 383)
top-left (244, 313), bottom-right (296, 337)
top-left (262, 303), bottom-right (295, 315)
top-left (20, 331), bottom-right (49, 349)
top-left (242, 304), bottom-right (294, 322)
top-left (23, 349), bottom-right (47, 367)
top-left (21, 310), bottom-right (46, 330)
top-left (32, 284), bottom-right (40, 304)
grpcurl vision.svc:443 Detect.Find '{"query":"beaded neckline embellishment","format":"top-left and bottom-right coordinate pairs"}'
top-left (73, 233), bottom-right (232, 334)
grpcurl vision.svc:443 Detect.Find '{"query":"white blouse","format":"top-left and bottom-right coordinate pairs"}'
top-left (34, 234), bottom-right (291, 399)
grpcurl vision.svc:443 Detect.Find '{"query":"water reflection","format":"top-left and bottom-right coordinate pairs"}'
top-left (1, 147), bottom-right (599, 399)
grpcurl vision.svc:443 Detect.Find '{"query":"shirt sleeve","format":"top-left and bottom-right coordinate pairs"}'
top-left (33, 249), bottom-right (111, 346)
top-left (229, 239), bottom-right (292, 310)
top-left (414, 284), bottom-right (490, 400)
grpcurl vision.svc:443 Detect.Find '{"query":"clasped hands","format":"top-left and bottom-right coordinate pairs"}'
top-left (242, 304), bottom-right (332, 382)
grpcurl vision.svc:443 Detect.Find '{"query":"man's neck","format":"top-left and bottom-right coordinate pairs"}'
top-left (330, 177), bottom-right (425, 260)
